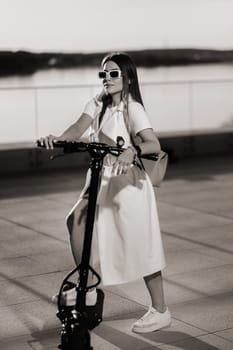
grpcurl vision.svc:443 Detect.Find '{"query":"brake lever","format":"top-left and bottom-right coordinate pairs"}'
top-left (107, 136), bottom-right (125, 157)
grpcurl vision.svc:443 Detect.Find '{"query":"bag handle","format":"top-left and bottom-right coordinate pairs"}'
top-left (122, 107), bottom-right (146, 170)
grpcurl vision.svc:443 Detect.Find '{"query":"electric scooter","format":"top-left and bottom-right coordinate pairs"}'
top-left (37, 138), bottom-right (158, 349)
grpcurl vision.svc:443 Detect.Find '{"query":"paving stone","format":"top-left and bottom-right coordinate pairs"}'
top-left (158, 203), bottom-right (233, 235)
top-left (158, 186), bottom-right (233, 219)
top-left (31, 250), bottom-right (75, 272)
top-left (107, 279), bottom-right (151, 307)
top-left (103, 289), bottom-right (145, 320)
top-left (164, 249), bottom-right (228, 277)
top-left (0, 219), bottom-right (40, 243)
top-left (214, 328), bottom-right (233, 342)
top-left (0, 300), bottom-right (59, 338)
top-left (94, 316), bottom-right (207, 349)
top-left (0, 329), bottom-right (60, 350)
top-left (0, 197), bottom-right (70, 216)
top-left (165, 264), bottom-right (233, 304)
top-left (162, 223), bottom-right (233, 264)
top-left (43, 191), bottom-right (81, 205)
top-left (0, 279), bottom-right (40, 307)
top-left (23, 218), bottom-right (69, 241)
top-left (170, 293), bottom-right (233, 333)
top-left (162, 232), bottom-right (201, 252)
top-left (0, 253), bottom-right (73, 281)
top-left (157, 333), bottom-right (233, 350)
top-left (0, 271), bottom-right (67, 307)
top-left (2, 235), bottom-right (67, 257)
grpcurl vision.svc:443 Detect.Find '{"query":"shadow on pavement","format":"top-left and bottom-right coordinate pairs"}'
top-left (94, 324), bottom-right (221, 350)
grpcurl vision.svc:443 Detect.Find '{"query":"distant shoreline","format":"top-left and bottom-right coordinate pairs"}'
top-left (0, 48), bottom-right (233, 77)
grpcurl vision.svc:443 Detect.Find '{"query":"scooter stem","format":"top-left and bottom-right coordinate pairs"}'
top-left (76, 149), bottom-right (104, 311)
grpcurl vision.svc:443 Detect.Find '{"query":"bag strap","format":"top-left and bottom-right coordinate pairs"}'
top-left (122, 107), bottom-right (145, 170)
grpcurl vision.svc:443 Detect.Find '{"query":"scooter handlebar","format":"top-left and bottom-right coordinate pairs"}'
top-left (36, 139), bottom-right (159, 161)
top-left (37, 139), bottom-right (124, 156)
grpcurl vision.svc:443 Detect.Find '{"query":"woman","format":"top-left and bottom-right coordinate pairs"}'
top-left (39, 52), bottom-right (171, 333)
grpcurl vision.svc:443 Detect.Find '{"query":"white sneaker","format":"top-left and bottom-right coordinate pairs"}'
top-left (52, 287), bottom-right (97, 306)
top-left (132, 306), bottom-right (171, 333)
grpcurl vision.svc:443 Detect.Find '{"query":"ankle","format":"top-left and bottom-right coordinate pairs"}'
top-left (152, 305), bottom-right (167, 313)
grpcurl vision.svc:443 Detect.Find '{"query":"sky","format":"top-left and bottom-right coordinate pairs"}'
top-left (0, 0), bottom-right (233, 53)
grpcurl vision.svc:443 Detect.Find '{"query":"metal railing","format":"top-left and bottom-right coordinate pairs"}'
top-left (0, 77), bottom-right (233, 148)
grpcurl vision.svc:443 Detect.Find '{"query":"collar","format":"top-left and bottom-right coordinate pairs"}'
top-left (108, 94), bottom-right (133, 112)
top-left (108, 100), bottom-right (124, 112)
top-left (116, 101), bottom-right (124, 112)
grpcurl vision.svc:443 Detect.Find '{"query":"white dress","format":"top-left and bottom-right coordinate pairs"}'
top-left (66, 97), bottom-right (166, 286)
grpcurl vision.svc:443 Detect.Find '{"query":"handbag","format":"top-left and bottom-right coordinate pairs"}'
top-left (140, 150), bottom-right (168, 187)
top-left (123, 108), bottom-right (168, 187)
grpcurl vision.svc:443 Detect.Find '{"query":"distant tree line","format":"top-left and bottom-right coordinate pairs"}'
top-left (0, 48), bottom-right (233, 77)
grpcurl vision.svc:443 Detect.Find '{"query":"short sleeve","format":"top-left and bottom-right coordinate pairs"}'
top-left (128, 101), bottom-right (152, 135)
top-left (83, 97), bottom-right (102, 119)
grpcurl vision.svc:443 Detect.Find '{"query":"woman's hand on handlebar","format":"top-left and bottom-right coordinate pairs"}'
top-left (112, 147), bottom-right (136, 176)
top-left (38, 135), bottom-right (65, 149)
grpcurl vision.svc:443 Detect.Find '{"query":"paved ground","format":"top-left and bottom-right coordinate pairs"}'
top-left (0, 154), bottom-right (233, 350)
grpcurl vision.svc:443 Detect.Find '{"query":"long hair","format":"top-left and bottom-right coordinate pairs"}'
top-left (99, 52), bottom-right (144, 125)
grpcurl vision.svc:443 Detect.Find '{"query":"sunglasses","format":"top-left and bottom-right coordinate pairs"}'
top-left (98, 70), bottom-right (122, 79)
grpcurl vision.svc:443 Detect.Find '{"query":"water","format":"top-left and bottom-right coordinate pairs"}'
top-left (0, 64), bottom-right (233, 144)
top-left (0, 64), bottom-right (233, 88)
